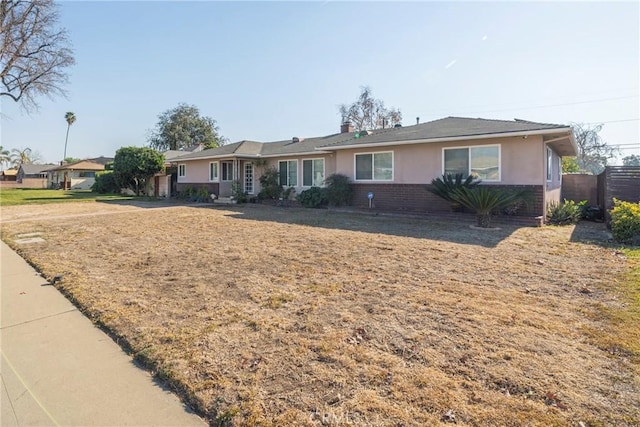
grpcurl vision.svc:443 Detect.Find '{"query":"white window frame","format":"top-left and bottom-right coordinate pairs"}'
top-left (557, 155), bottom-right (562, 181)
top-left (209, 161), bottom-right (219, 182)
top-left (178, 164), bottom-right (186, 178)
top-left (354, 151), bottom-right (394, 182)
top-left (546, 147), bottom-right (553, 182)
top-left (221, 161), bottom-right (233, 182)
top-left (278, 160), bottom-right (298, 187)
top-left (442, 144), bottom-right (501, 182)
top-left (302, 158), bottom-right (325, 187)
top-left (244, 162), bottom-right (254, 194)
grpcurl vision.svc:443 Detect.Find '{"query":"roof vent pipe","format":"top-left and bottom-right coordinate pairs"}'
top-left (416, 117), bottom-right (420, 125)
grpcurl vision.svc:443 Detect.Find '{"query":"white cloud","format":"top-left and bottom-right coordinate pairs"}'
top-left (445, 59), bottom-right (457, 69)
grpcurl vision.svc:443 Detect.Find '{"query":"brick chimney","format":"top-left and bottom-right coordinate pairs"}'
top-left (340, 121), bottom-right (354, 133)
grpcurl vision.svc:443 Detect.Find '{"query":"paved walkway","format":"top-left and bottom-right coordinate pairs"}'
top-left (0, 241), bottom-right (207, 426)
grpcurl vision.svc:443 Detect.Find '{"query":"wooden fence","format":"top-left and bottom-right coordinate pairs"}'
top-left (599, 166), bottom-right (640, 221)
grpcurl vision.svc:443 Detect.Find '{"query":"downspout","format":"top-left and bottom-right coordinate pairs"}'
top-left (541, 137), bottom-right (547, 223)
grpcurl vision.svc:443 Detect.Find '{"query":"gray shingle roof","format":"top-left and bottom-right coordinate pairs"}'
top-left (169, 117), bottom-right (571, 161)
top-left (319, 117), bottom-right (570, 148)
top-left (20, 164), bottom-right (57, 174)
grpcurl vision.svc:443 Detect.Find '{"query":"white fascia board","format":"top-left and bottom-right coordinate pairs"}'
top-left (258, 151), bottom-right (332, 158)
top-left (168, 151), bottom-right (333, 163)
top-left (316, 128), bottom-right (573, 151)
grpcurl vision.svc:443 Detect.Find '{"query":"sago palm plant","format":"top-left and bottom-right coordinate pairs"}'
top-left (451, 186), bottom-right (529, 228)
top-left (429, 173), bottom-right (482, 211)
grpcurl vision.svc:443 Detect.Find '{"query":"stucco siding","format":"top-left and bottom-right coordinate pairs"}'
top-left (177, 159), bottom-right (210, 184)
top-left (334, 136), bottom-right (545, 185)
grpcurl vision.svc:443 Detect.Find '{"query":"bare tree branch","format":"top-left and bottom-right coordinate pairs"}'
top-left (1, 0), bottom-right (75, 112)
top-left (570, 122), bottom-right (619, 174)
top-left (338, 86), bottom-right (402, 131)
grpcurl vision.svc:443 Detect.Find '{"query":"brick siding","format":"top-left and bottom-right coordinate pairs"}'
top-left (351, 183), bottom-right (544, 217)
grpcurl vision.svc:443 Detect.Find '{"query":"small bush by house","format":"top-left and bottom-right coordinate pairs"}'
top-left (611, 199), bottom-right (640, 244)
top-left (91, 171), bottom-right (120, 194)
top-left (546, 200), bottom-right (585, 225)
top-left (325, 173), bottom-right (352, 207)
top-left (297, 187), bottom-right (328, 208)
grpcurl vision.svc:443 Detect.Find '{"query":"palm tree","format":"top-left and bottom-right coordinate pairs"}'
top-left (0, 146), bottom-right (11, 170)
top-left (10, 147), bottom-right (34, 167)
top-left (63, 112), bottom-right (76, 161)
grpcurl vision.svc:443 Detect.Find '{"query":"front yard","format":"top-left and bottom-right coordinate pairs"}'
top-left (1, 202), bottom-right (638, 426)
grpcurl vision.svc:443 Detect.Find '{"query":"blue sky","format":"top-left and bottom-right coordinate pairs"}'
top-left (1, 1), bottom-right (638, 165)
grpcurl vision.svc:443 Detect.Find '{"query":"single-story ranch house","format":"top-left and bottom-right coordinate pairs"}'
top-left (48, 158), bottom-right (112, 190)
top-left (171, 117), bottom-right (577, 221)
top-left (17, 164), bottom-right (57, 188)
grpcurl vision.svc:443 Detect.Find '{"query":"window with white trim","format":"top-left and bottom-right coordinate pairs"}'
top-left (557, 155), bottom-right (562, 181)
top-left (302, 158), bottom-right (324, 187)
top-left (221, 162), bottom-right (233, 181)
top-left (355, 151), bottom-right (393, 181)
top-left (279, 160), bottom-right (297, 187)
top-left (443, 145), bottom-right (500, 181)
top-left (178, 164), bottom-right (186, 178)
top-left (209, 162), bottom-right (219, 182)
top-left (546, 148), bottom-right (553, 181)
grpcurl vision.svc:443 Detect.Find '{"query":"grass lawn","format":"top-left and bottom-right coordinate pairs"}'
top-left (0, 188), bottom-right (136, 206)
top-left (1, 203), bottom-right (638, 426)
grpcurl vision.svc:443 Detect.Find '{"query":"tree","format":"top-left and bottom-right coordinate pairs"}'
top-left (10, 146), bottom-right (40, 166)
top-left (622, 154), bottom-right (640, 166)
top-left (148, 103), bottom-right (225, 151)
top-left (561, 157), bottom-right (580, 173)
top-left (571, 122), bottom-right (618, 174)
top-left (63, 111), bottom-right (76, 160)
top-left (0, 145), bottom-right (10, 169)
top-left (0, 0), bottom-right (75, 111)
top-left (64, 156), bottom-right (80, 164)
top-left (338, 86), bottom-right (402, 131)
top-left (113, 146), bottom-right (164, 196)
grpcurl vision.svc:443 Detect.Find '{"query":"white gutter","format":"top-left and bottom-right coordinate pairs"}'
top-left (315, 127), bottom-right (573, 151)
top-left (169, 150), bottom-right (332, 163)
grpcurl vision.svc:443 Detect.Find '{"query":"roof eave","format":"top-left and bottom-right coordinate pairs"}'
top-left (171, 150), bottom-right (332, 163)
top-left (317, 127), bottom-right (574, 151)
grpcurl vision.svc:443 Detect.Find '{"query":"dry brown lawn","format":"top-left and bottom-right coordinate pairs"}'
top-left (1, 201), bottom-right (638, 426)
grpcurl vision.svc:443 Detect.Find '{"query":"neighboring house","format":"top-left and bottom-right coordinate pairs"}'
top-left (147, 144), bottom-right (206, 197)
top-left (0, 168), bottom-right (18, 182)
top-left (17, 164), bottom-right (57, 188)
top-left (171, 117), bottom-right (576, 221)
top-left (48, 159), bottom-right (108, 190)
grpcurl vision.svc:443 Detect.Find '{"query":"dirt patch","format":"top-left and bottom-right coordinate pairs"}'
top-left (2, 203), bottom-right (638, 426)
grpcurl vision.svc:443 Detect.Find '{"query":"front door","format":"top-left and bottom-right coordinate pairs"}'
top-left (244, 163), bottom-right (254, 194)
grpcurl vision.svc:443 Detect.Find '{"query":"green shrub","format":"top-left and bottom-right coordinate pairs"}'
top-left (231, 180), bottom-right (247, 203)
top-left (429, 173), bottom-right (481, 211)
top-left (325, 173), bottom-right (352, 207)
top-left (450, 186), bottom-right (529, 228)
top-left (297, 187), bottom-right (328, 208)
top-left (258, 167), bottom-right (282, 200)
top-left (91, 171), bottom-right (120, 194)
top-left (611, 199), bottom-right (640, 244)
top-left (178, 186), bottom-right (211, 202)
top-left (546, 200), bottom-right (586, 225)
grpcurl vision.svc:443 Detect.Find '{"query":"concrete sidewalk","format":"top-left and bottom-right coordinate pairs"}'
top-left (0, 241), bottom-right (207, 426)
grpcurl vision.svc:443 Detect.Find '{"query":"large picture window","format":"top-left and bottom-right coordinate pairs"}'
top-left (279, 160), bottom-right (297, 186)
top-left (221, 162), bottom-right (233, 181)
top-left (178, 164), bottom-right (186, 178)
top-left (209, 162), bottom-right (219, 182)
top-left (302, 158), bottom-right (324, 187)
top-left (443, 145), bottom-right (500, 181)
top-left (355, 152), bottom-right (393, 181)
